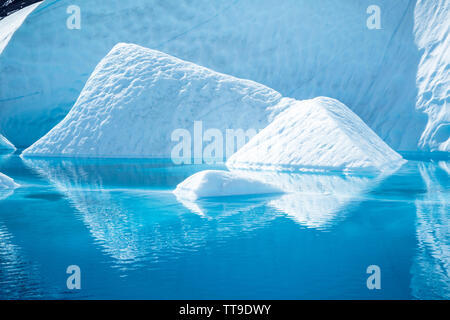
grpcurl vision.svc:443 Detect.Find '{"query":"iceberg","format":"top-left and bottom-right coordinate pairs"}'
top-left (22, 43), bottom-right (282, 158)
top-left (0, 0), bottom-right (448, 153)
top-left (174, 170), bottom-right (282, 201)
top-left (0, 134), bottom-right (15, 150)
top-left (227, 97), bottom-right (406, 173)
top-left (22, 44), bottom-right (406, 170)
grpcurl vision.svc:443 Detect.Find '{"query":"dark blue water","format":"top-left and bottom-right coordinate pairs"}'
top-left (0, 151), bottom-right (448, 299)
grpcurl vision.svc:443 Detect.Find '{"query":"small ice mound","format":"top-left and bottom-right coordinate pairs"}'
top-left (0, 172), bottom-right (18, 189)
top-left (227, 97), bottom-right (407, 173)
top-left (173, 170), bottom-right (282, 201)
top-left (22, 43), bottom-right (282, 158)
top-left (0, 172), bottom-right (19, 200)
top-left (0, 134), bottom-right (15, 150)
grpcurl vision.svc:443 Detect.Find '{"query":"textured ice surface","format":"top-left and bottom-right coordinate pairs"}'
top-left (414, 0), bottom-right (450, 152)
top-left (0, 0), bottom-right (448, 152)
top-left (174, 170), bottom-right (282, 201)
top-left (0, 1), bottom-right (41, 54)
top-left (22, 43), bottom-right (282, 158)
top-left (227, 97), bottom-right (406, 173)
top-left (23, 45), bottom-right (405, 173)
top-left (0, 134), bottom-right (15, 150)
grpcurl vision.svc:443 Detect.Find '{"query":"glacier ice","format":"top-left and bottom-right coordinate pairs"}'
top-left (414, 0), bottom-right (450, 152)
top-left (173, 170), bottom-right (282, 201)
top-left (0, 1), bottom-right (41, 54)
top-left (22, 43), bottom-right (282, 158)
top-left (0, 134), bottom-right (15, 150)
top-left (0, 0), bottom-right (448, 153)
top-left (227, 97), bottom-right (406, 173)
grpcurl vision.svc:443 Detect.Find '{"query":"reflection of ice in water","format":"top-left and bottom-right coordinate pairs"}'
top-left (411, 162), bottom-right (449, 299)
top-left (23, 158), bottom-right (276, 269)
top-left (175, 168), bottom-right (391, 230)
top-left (175, 191), bottom-right (277, 220)
top-left (0, 152), bottom-right (13, 164)
top-left (23, 158), bottom-right (161, 266)
top-left (230, 170), bottom-right (385, 229)
top-left (0, 222), bottom-right (41, 298)
top-left (0, 151), bottom-right (15, 200)
top-left (0, 188), bottom-right (14, 201)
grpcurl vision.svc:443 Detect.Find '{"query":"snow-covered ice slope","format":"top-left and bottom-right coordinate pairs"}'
top-left (0, 134), bottom-right (15, 150)
top-left (174, 170), bottom-right (282, 201)
top-left (0, 1), bottom-right (41, 54)
top-left (227, 97), bottom-right (406, 173)
top-left (22, 43), bottom-right (282, 158)
top-left (0, 0), bottom-right (448, 152)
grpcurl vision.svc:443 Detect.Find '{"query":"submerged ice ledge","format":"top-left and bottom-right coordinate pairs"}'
top-left (174, 170), bottom-right (282, 201)
top-left (173, 168), bottom-right (389, 229)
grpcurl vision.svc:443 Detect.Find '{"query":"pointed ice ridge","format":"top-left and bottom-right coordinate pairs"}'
top-left (0, 172), bottom-right (19, 200)
top-left (0, 134), bottom-right (15, 150)
top-left (0, 172), bottom-right (18, 189)
top-left (227, 97), bottom-right (406, 173)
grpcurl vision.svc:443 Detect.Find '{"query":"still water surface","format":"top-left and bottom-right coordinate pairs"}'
top-left (0, 151), bottom-right (448, 299)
